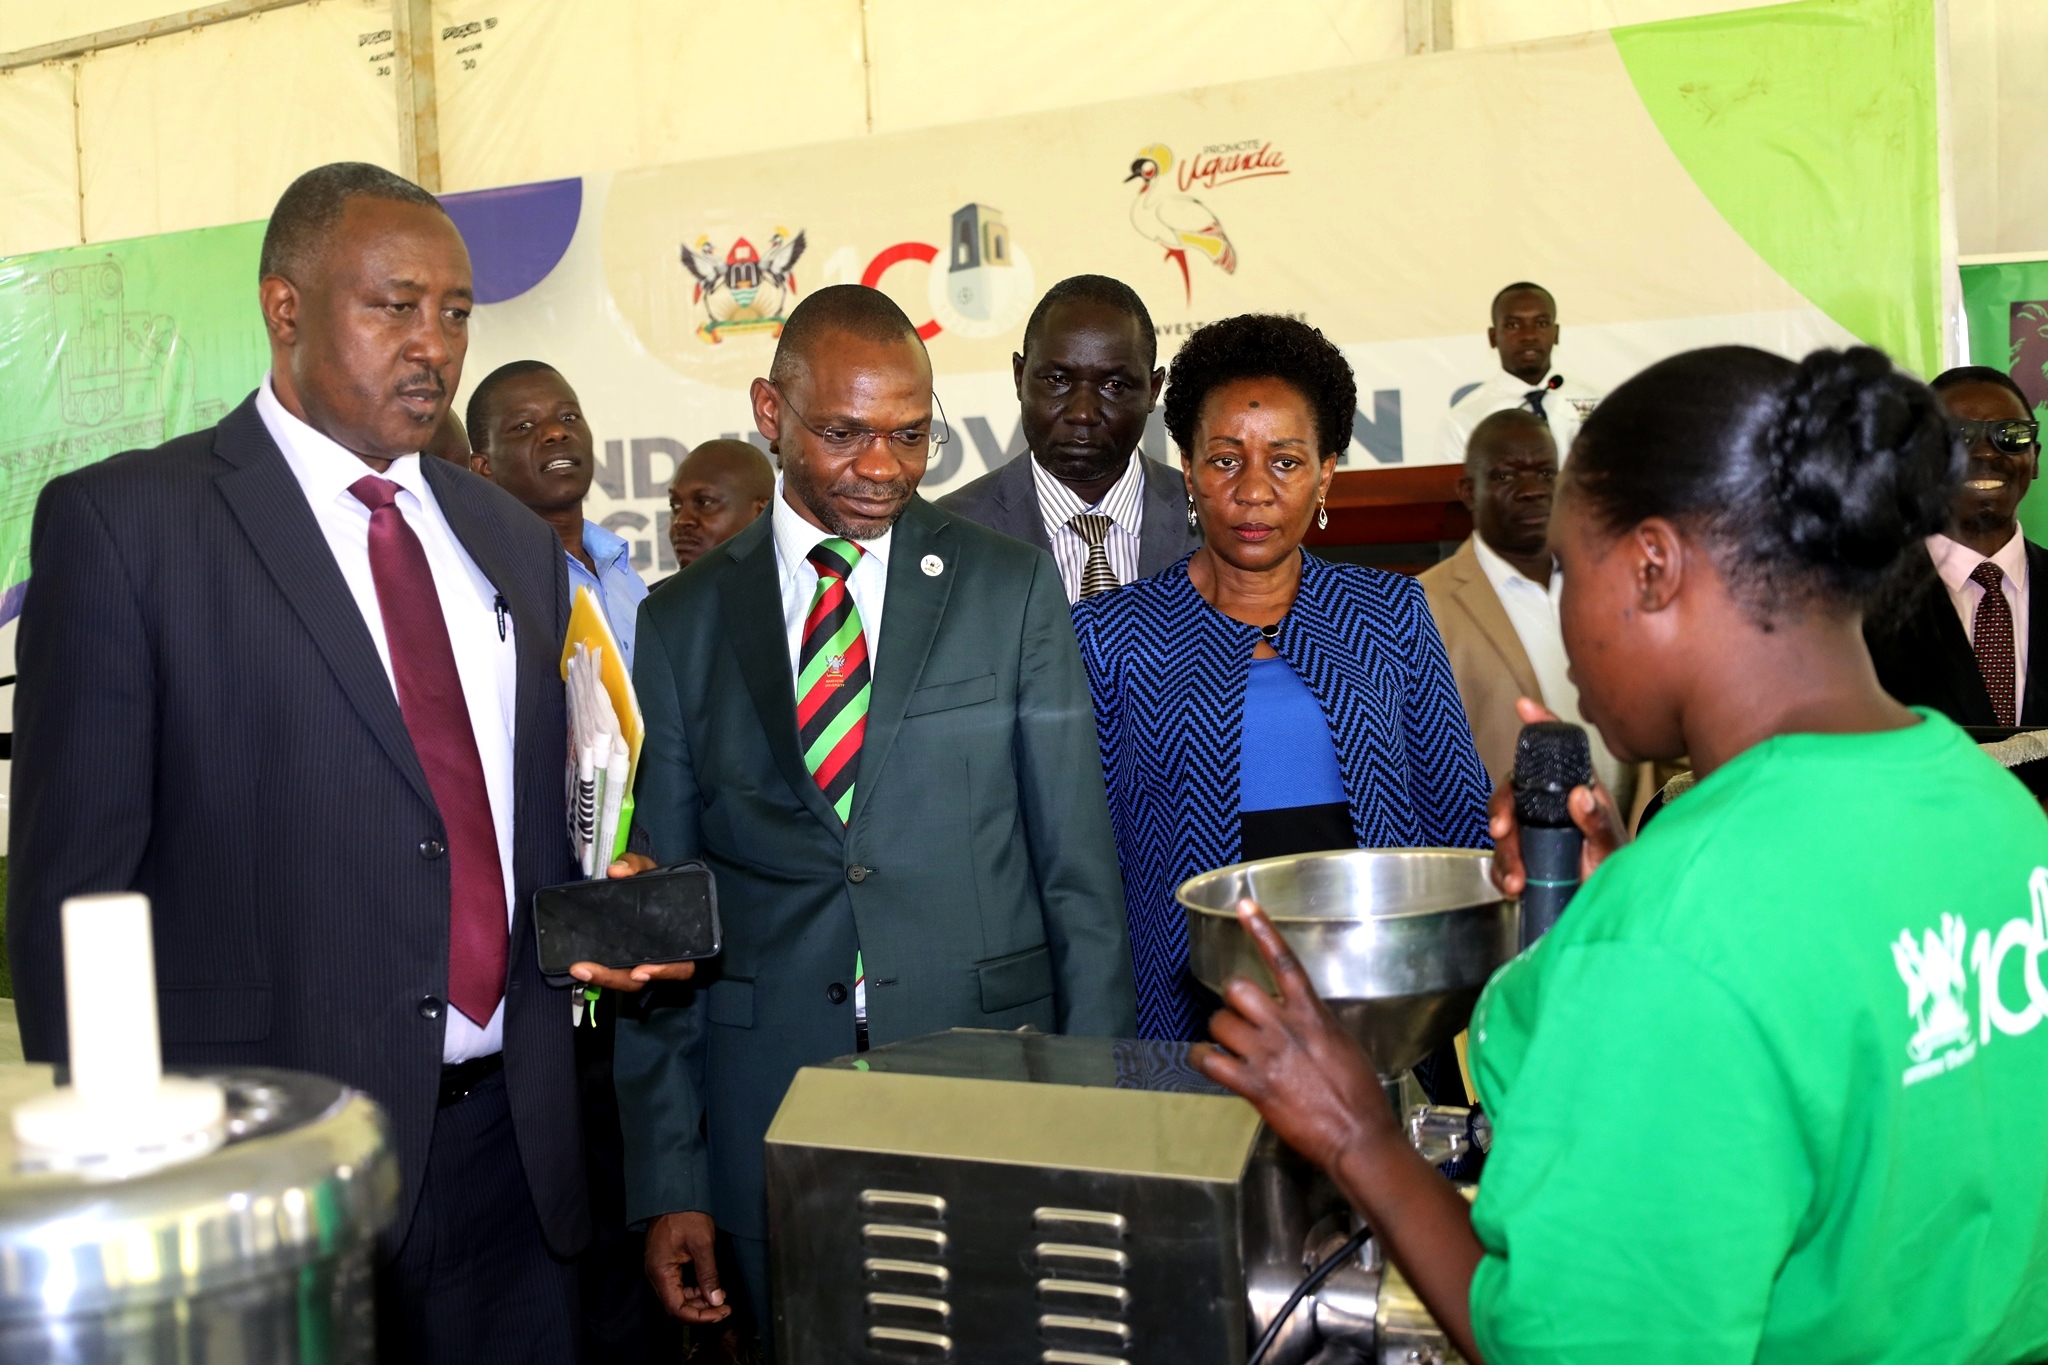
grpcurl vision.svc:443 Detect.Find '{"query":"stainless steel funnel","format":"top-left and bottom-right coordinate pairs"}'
top-left (1178, 848), bottom-right (1517, 1077)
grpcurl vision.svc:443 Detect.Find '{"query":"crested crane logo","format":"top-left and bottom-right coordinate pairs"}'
top-left (1123, 140), bottom-right (1286, 302)
top-left (1892, 867), bottom-right (2048, 1086)
top-left (680, 229), bottom-right (807, 343)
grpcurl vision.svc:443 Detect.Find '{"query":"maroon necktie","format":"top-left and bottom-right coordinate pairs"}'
top-left (350, 475), bottom-right (508, 1025)
top-left (1970, 560), bottom-right (2017, 727)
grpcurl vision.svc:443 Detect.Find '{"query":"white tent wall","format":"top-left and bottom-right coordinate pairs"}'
top-left (0, 63), bottom-right (81, 258)
top-left (74, 0), bottom-right (397, 243)
top-left (6, 0), bottom-right (2043, 260)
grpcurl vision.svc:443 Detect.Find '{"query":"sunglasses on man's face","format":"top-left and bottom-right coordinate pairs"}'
top-left (1953, 418), bottom-right (2040, 456)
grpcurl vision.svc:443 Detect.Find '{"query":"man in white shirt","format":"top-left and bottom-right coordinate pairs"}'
top-left (10, 163), bottom-right (595, 1363)
top-left (1438, 282), bottom-right (1603, 465)
top-left (939, 274), bottom-right (1198, 601)
top-left (1869, 366), bottom-right (2045, 727)
top-left (1420, 409), bottom-right (1632, 810)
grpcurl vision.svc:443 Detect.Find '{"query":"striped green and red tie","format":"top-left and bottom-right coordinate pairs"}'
top-left (798, 539), bottom-right (871, 824)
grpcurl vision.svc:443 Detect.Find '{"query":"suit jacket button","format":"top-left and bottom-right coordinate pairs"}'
top-left (826, 982), bottom-right (848, 1005)
top-left (418, 995), bottom-right (444, 1020)
top-left (419, 839), bottom-right (446, 860)
top-left (847, 865), bottom-right (870, 883)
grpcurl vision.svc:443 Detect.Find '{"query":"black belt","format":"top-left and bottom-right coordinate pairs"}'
top-left (439, 1053), bottom-right (503, 1108)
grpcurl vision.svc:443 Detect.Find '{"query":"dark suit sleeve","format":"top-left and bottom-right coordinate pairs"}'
top-left (1013, 554), bottom-right (1137, 1037)
top-left (1395, 577), bottom-right (1492, 849)
top-left (8, 476), bottom-right (157, 1062)
top-left (612, 606), bottom-right (715, 1223)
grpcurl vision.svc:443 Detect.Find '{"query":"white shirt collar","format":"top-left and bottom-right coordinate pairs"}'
top-left (770, 474), bottom-right (894, 583)
top-left (1031, 450), bottom-right (1147, 536)
top-left (1927, 524), bottom-right (2027, 593)
top-left (1471, 531), bottom-right (1560, 603)
top-left (257, 373), bottom-right (431, 508)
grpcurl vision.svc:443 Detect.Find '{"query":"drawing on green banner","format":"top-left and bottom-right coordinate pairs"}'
top-left (0, 221), bottom-right (268, 617)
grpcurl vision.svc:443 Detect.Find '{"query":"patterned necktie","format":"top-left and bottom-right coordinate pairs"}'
top-left (798, 539), bottom-right (871, 823)
top-left (349, 475), bottom-right (507, 1026)
top-left (1069, 512), bottom-right (1120, 599)
top-left (1971, 560), bottom-right (2017, 726)
top-left (1523, 388), bottom-right (1550, 421)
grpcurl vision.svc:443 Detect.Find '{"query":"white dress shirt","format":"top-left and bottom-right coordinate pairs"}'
top-left (1927, 526), bottom-right (2030, 718)
top-left (1032, 451), bottom-right (1146, 605)
top-left (1438, 367), bottom-right (1604, 464)
top-left (770, 474), bottom-right (893, 683)
top-left (257, 377), bottom-right (519, 1063)
top-left (1470, 534), bottom-right (1628, 804)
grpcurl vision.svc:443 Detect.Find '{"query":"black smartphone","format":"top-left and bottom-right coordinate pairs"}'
top-left (533, 862), bottom-right (722, 983)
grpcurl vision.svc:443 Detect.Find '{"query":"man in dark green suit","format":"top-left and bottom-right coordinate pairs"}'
top-left (610, 285), bottom-right (1136, 1352)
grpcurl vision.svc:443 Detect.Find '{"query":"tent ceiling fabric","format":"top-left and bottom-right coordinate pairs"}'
top-left (433, 0), bottom-right (871, 194)
top-left (74, 0), bottom-right (396, 243)
top-left (0, 65), bottom-right (82, 258)
top-left (862, 0), bottom-right (1405, 136)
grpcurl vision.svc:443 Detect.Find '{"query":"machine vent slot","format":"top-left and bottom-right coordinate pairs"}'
top-left (864, 1223), bottom-right (950, 1255)
top-left (1033, 1207), bottom-right (1128, 1238)
top-left (1041, 1353), bottom-right (1128, 1365)
top-left (866, 1292), bottom-right (951, 1323)
top-left (1033, 1242), bottom-right (1129, 1277)
top-left (862, 1189), bottom-right (949, 1221)
top-left (1036, 1278), bottom-right (1131, 1312)
top-left (1039, 1313), bottom-right (1134, 1345)
top-left (866, 1324), bottom-right (954, 1357)
top-left (865, 1258), bottom-right (951, 1289)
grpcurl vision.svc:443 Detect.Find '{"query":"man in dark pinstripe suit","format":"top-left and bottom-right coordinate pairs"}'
top-left (10, 163), bottom-right (591, 1364)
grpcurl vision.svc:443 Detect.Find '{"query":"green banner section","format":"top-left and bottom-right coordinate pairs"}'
top-left (0, 222), bottom-right (268, 614)
top-left (1960, 258), bottom-right (2048, 528)
top-left (1614, 0), bottom-right (1943, 377)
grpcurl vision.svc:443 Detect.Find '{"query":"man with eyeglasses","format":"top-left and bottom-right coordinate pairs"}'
top-left (1437, 281), bottom-right (1604, 464)
top-left (1420, 408), bottom-right (1632, 808)
top-left (603, 283), bottom-right (1135, 1358)
top-left (1868, 366), bottom-right (2047, 728)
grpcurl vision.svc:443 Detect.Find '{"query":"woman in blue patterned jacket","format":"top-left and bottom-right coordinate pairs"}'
top-left (1072, 314), bottom-right (1491, 1041)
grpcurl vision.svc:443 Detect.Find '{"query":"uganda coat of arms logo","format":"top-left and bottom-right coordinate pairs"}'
top-left (680, 229), bottom-right (806, 343)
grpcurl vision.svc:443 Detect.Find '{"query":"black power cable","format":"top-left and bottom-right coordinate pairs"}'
top-left (1245, 1224), bottom-right (1373, 1365)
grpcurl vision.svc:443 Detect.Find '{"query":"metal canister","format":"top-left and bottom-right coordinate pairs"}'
top-left (0, 1065), bottom-right (396, 1364)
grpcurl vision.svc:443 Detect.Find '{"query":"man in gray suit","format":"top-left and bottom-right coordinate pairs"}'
top-left (612, 284), bottom-right (1136, 1355)
top-left (939, 274), bottom-right (1198, 599)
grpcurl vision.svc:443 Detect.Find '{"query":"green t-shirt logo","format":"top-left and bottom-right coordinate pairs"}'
top-left (1894, 868), bottom-right (2048, 1087)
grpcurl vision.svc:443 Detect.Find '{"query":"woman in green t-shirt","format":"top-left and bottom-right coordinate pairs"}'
top-left (1196, 346), bottom-right (2048, 1364)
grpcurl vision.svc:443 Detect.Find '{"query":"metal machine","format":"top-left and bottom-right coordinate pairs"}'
top-left (766, 848), bottom-right (1515, 1363)
top-left (0, 894), bottom-right (396, 1363)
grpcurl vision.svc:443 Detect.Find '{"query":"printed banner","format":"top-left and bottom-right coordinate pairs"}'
top-left (0, 0), bottom-right (1942, 605)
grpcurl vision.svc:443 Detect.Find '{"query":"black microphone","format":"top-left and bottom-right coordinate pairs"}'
top-left (1545, 373), bottom-right (1564, 392)
top-left (1512, 721), bottom-right (1592, 949)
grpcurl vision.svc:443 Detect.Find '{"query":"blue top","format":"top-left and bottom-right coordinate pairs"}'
top-left (1072, 553), bottom-right (1491, 1041)
top-left (1240, 657), bottom-right (1346, 811)
top-left (568, 519), bottom-right (649, 670)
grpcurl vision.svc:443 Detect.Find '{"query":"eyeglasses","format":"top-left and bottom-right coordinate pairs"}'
top-left (770, 383), bottom-right (952, 457)
top-left (1953, 418), bottom-right (2039, 455)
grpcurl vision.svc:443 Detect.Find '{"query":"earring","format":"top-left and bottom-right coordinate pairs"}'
top-left (1186, 494), bottom-right (1199, 533)
top-left (1317, 495), bottom-right (1328, 531)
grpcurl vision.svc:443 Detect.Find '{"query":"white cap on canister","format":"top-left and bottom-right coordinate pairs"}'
top-left (10, 894), bottom-right (225, 1179)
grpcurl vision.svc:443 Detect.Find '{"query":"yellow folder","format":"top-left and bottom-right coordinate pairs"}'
top-left (559, 586), bottom-right (644, 859)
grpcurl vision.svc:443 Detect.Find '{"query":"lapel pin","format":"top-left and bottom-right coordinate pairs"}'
top-left (920, 554), bottom-right (945, 577)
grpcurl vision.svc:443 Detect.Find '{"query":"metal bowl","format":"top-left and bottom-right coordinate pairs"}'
top-left (1178, 849), bottom-right (1517, 1077)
